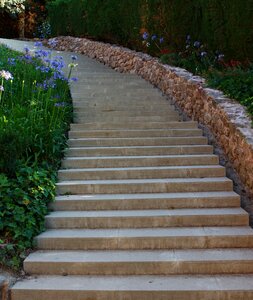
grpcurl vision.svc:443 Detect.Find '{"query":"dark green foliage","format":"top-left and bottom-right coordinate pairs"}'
top-left (0, 45), bottom-right (72, 270)
top-left (47, 0), bottom-right (253, 61)
top-left (47, 0), bottom-right (142, 48)
top-left (0, 164), bottom-right (56, 269)
top-left (207, 66), bottom-right (253, 116)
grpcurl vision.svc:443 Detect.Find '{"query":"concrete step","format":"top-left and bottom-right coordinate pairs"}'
top-left (73, 86), bottom-right (159, 92)
top-left (68, 136), bottom-right (208, 147)
top-left (65, 145), bottom-right (214, 157)
top-left (61, 154), bottom-right (218, 169)
top-left (24, 249), bottom-right (253, 275)
top-left (56, 177), bottom-right (233, 195)
top-left (68, 128), bottom-right (202, 138)
top-left (71, 96), bottom-right (171, 103)
top-left (11, 274), bottom-right (253, 300)
top-left (58, 165), bottom-right (225, 181)
top-left (70, 121), bottom-right (198, 130)
top-left (35, 226), bottom-right (253, 250)
top-left (45, 208), bottom-right (248, 229)
top-left (72, 99), bottom-right (172, 107)
top-left (73, 109), bottom-right (177, 116)
top-left (51, 191), bottom-right (240, 211)
top-left (74, 115), bottom-right (180, 123)
top-left (72, 86), bottom-right (162, 93)
top-left (73, 103), bottom-right (174, 109)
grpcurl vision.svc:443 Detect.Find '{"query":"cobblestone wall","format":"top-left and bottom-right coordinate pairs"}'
top-left (49, 36), bottom-right (253, 196)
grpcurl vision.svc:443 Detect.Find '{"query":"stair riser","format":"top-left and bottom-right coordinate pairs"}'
top-left (68, 129), bottom-right (202, 138)
top-left (73, 86), bottom-right (159, 92)
top-left (24, 261), bottom-right (253, 276)
top-left (58, 167), bottom-right (225, 180)
top-left (74, 116), bottom-right (180, 122)
top-left (62, 156), bottom-right (218, 169)
top-left (65, 146), bottom-right (213, 157)
top-left (73, 104), bottom-right (174, 110)
top-left (68, 137), bottom-right (207, 147)
top-left (70, 122), bottom-right (198, 130)
top-left (57, 181), bottom-right (233, 195)
top-left (45, 215), bottom-right (248, 229)
top-left (50, 196), bottom-right (240, 211)
top-left (72, 100), bottom-right (172, 106)
top-left (12, 290), bottom-right (253, 300)
top-left (73, 110), bottom-right (177, 117)
top-left (36, 236), bottom-right (253, 250)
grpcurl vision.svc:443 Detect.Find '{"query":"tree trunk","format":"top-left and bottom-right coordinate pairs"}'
top-left (18, 10), bottom-right (25, 38)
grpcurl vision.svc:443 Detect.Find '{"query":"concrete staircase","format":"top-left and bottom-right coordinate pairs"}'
top-left (12, 53), bottom-right (253, 299)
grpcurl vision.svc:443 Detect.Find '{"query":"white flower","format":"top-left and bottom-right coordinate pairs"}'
top-left (0, 70), bottom-right (13, 80)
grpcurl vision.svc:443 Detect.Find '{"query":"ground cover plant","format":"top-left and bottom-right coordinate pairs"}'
top-left (142, 32), bottom-right (253, 119)
top-left (0, 42), bottom-right (76, 270)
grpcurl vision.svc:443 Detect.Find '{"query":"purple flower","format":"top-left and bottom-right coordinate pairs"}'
top-left (151, 35), bottom-right (157, 41)
top-left (35, 49), bottom-right (50, 58)
top-left (24, 54), bottom-right (33, 61)
top-left (0, 85), bottom-right (4, 91)
top-left (24, 46), bottom-right (30, 53)
top-left (186, 34), bottom-right (191, 41)
top-left (53, 71), bottom-right (66, 80)
top-left (8, 58), bottom-right (16, 66)
top-left (51, 59), bottom-right (65, 71)
top-left (70, 77), bottom-right (78, 82)
top-left (71, 55), bottom-right (78, 61)
top-left (48, 39), bottom-right (58, 47)
top-left (193, 41), bottom-right (201, 48)
top-left (142, 32), bottom-right (149, 40)
top-left (36, 66), bottom-right (51, 73)
top-left (54, 102), bottom-right (67, 107)
top-left (159, 37), bottom-right (164, 44)
top-left (34, 41), bottom-right (43, 47)
top-left (200, 51), bottom-right (207, 57)
top-left (0, 70), bottom-right (13, 80)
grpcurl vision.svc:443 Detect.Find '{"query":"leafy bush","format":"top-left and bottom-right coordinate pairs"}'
top-left (207, 66), bottom-right (253, 115)
top-left (0, 43), bottom-right (75, 270)
top-left (0, 164), bottom-right (56, 269)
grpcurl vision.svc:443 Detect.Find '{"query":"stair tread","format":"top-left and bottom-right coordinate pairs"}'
top-left (25, 249), bottom-right (253, 263)
top-left (55, 191), bottom-right (239, 201)
top-left (12, 274), bottom-right (253, 291)
top-left (36, 226), bottom-right (253, 238)
top-left (57, 177), bottom-right (231, 185)
top-left (63, 154), bottom-right (215, 160)
top-left (46, 208), bottom-right (247, 218)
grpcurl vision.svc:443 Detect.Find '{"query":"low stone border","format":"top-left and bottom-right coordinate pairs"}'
top-left (48, 36), bottom-right (253, 197)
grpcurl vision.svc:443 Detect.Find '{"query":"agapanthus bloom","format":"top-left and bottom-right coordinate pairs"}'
top-left (0, 70), bottom-right (13, 80)
top-left (71, 55), bottom-right (78, 61)
top-left (142, 32), bottom-right (149, 40)
top-left (159, 37), bottom-right (164, 44)
top-left (193, 41), bottom-right (201, 48)
top-left (34, 41), bottom-right (43, 47)
top-left (48, 39), bottom-right (58, 47)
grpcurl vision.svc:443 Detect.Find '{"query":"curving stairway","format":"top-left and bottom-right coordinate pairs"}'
top-left (11, 48), bottom-right (253, 300)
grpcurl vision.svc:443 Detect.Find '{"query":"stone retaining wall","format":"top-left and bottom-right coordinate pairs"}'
top-left (49, 36), bottom-right (253, 196)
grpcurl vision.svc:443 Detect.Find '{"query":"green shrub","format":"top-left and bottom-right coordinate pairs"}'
top-left (207, 66), bottom-right (253, 116)
top-left (0, 164), bottom-right (56, 269)
top-left (0, 43), bottom-right (74, 270)
top-left (47, 0), bottom-right (253, 61)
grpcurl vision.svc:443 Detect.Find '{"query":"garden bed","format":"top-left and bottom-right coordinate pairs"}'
top-left (0, 42), bottom-right (74, 271)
